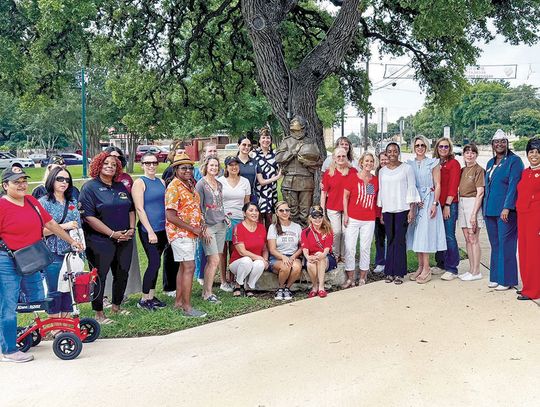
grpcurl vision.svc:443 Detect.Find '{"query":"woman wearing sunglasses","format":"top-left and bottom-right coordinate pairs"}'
top-left (38, 166), bottom-right (81, 323)
top-left (406, 136), bottom-right (446, 284)
top-left (432, 137), bottom-right (461, 281)
top-left (267, 201), bottom-right (303, 300)
top-left (301, 206), bottom-right (336, 298)
top-left (131, 153), bottom-right (167, 311)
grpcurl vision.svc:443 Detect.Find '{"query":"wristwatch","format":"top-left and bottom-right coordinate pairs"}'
top-left (432, 202), bottom-right (439, 206)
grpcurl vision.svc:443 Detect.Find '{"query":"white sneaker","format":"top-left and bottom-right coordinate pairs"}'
top-left (488, 281), bottom-right (499, 288)
top-left (440, 271), bottom-right (458, 281)
top-left (458, 272), bottom-right (471, 280)
top-left (374, 265), bottom-right (385, 273)
top-left (164, 290), bottom-right (176, 297)
top-left (197, 278), bottom-right (204, 286)
top-left (494, 285), bottom-right (511, 291)
top-left (1, 351), bottom-right (34, 363)
top-left (430, 266), bottom-right (445, 275)
top-left (460, 272), bottom-right (482, 281)
top-left (220, 282), bottom-right (233, 292)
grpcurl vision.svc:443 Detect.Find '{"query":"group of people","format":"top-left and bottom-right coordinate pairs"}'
top-left (1, 128), bottom-right (539, 364)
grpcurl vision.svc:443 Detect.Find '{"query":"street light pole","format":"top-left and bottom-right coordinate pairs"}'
top-left (363, 54), bottom-right (369, 151)
top-left (81, 67), bottom-right (88, 178)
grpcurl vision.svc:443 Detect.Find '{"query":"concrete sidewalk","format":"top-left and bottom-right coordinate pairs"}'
top-left (2, 259), bottom-right (539, 407)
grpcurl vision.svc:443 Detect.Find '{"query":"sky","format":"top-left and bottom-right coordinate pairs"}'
top-left (332, 22), bottom-right (540, 138)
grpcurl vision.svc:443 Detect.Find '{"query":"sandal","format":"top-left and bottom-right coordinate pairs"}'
top-left (394, 276), bottom-right (403, 285)
top-left (96, 317), bottom-right (115, 325)
top-left (341, 279), bottom-right (354, 289)
top-left (385, 275), bottom-right (395, 283)
top-left (111, 309), bottom-right (131, 316)
top-left (245, 290), bottom-right (254, 298)
top-left (233, 287), bottom-right (243, 297)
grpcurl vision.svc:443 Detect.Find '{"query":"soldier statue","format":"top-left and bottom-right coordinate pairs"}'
top-left (275, 115), bottom-right (322, 227)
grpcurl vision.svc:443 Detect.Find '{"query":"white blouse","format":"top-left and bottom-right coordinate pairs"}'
top-left (377, 163), bottom-right (420, 213)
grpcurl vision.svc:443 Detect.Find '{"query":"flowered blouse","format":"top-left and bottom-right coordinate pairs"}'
top-left (165, 177), bottom-right (202, 241)
top-left (38, 196), bottom-right (81, 255)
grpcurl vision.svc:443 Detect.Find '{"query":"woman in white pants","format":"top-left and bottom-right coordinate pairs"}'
top-left (321, 147), bottom-right (357, 262)
top-left (343, 153), bottom-right (379, 287)
top-left (229, 202), bottom-right (269, 297)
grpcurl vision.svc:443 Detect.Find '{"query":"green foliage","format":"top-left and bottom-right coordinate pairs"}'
top-left (510, 108), bottom-right (540, 137)
top-left (513, 137), bottom-right (531, 151)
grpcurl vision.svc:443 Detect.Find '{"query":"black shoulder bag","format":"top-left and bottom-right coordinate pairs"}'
top-left (0, 198), bottom-right (54, 276)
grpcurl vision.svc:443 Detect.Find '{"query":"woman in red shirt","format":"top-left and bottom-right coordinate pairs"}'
top-left (343, 153), bottom-right (379, 287)
top-left (301, 206), bottom-right (336, 298)
top-left (0, 167), bottom-right (83, 363)
top-left (321, 147), bottom-right (357, 262)
top-left (229, 202), bottom-right (269, 297)
top-left (433, 137), bottom-right (461, 280)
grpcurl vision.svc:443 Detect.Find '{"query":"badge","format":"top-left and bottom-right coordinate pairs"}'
top-left (12, 167), bottom-right (22, 173)
top-left (119, 192), bottom-right (128, 199)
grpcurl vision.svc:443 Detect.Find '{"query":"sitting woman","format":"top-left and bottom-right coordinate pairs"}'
top-left (301, 206), bottom-right (336, 299)
top-left (229, 202), bottom-right (269, 297)
top-left (267, 201), bottom-right (303, 301)
top-left (38, 166), bottom-right (81, 322)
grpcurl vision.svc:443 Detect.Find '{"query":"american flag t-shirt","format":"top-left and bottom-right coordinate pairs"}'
top-left (355, 180), bottom-right (376, 210)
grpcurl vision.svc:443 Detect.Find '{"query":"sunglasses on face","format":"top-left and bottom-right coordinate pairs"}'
top-left (278, 208), bottom-right (291, 213)
top-left (142, 161), bottom-right (159, 166)
top-left (178, 166), bottom-right (194, 171)
top-left (438, 145), bottom-right (450, 150)
top-left (55, 176), bottom-right (70, 183)
top-left (311, 214), bottom-right (323, 219)
top-left (415, 144), bottom-right (426, 148)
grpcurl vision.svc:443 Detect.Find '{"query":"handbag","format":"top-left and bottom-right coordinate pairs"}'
top-left (0, 198), bottom-right (54, 276)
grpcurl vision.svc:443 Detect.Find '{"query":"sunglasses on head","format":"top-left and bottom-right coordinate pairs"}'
top-left (55, 176), bottom-right (70, 183)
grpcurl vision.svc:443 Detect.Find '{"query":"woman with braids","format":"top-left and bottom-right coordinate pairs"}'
top-left (267, 201), bottom-right (303, 301)
top-left (79, 152), bottom-right (136, 324)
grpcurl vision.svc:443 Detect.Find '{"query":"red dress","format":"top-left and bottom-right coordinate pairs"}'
top-left (516, 168), bottom-right (540, 299)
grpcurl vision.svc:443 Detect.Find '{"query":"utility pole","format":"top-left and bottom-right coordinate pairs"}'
top-left (81, 67), bottom-right (88, 178)
top-left (363, 54), bottom-right (369, 151)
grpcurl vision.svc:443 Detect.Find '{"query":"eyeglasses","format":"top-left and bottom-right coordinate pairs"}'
top-left (438, 145), bottom-right (450, 150)
top-left (142, 162), bottom-right (159, 166)
top-left (278, 208), bottom-right (291, 213)
top-left (415, 144), bottom-right (426, 148)
top-left (178, 166), bottom-right (194, 171)
top-left (55, 176), bottom-right (70, 183)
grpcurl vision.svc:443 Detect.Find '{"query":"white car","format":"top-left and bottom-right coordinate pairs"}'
top-left (28, 153), bottom-right (47, 163)
top-left (453, 144), bottom-right (463, 156)
top-left (0, 152), bottom-right (35, 169)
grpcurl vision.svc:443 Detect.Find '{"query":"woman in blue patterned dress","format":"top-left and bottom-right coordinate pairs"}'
top-left (406, 135), bottom-right (447, 284)
top-left (254, 127), bottom-right (282, 229)
top-left (39, 166), bottom-right (81, 319)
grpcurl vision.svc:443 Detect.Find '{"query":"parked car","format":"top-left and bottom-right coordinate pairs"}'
top-left (28, 153), bottom-right (47, 164)
top-left (135, 145), bottom-right (168, 162)
top-left (42, 153), bottom-right (87, 166)
top-left (0, 152), bottom-right (35, 169)
top-left (453, 144), bottom-right (463, 156)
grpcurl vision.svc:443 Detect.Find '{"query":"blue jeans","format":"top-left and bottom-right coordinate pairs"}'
top-left (0, 251), bottom-right (44, 355)
top-left (43, 255), bottom-right (73, 314)
top-left (485, 213), bottom-right (518, 287)
top-left (435, 202), bottom-right (459, 274)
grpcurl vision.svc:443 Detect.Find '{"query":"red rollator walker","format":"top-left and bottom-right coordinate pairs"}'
top-left (16, 251), bottom-right (101, 360)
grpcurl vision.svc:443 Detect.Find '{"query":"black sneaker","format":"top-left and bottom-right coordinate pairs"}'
top-left (150, 297), bottom-right (166, 308)
top-left (274, 288), bottom-right (284, 300)
top-left (137, 299), bottom-right (156, 311)
top-left (283, 287), bottom-right (293, 300)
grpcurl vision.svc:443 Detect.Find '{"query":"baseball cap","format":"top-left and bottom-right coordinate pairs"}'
top-left (2, 167), bottom-right (30, 183)
top-left (224, 156), bottom-right (241, 166)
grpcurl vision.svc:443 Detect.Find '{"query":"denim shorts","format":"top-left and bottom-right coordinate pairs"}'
top-left (303, 253), bottom-right (337, 272)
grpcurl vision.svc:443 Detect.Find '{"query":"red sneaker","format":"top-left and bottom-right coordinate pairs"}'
top-left (308, 290), bottom-right (318, 298)
top-left (318, 290), bottom-right (328, 298)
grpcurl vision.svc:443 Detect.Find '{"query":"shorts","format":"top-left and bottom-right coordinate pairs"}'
top-left (171, 237), bottom-right (197, 262)
top-left (458, 197), bottom-right (485, 229)
top-left (202, 222), bottom-right (226, 256)
top-left (225, 218), bottom-right (242, 242)
top-left (268, 254), bottom-right (295, 269)
top-left (303, 253), bottom-right (337, 272)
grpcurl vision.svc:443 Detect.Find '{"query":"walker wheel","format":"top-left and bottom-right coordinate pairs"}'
top-left (31, 331), bottom-right (42, 347)
top-left (52, 332), bottom-right (83, 360)
top-left (16, 327), bottom-right (33, 353)
top-left (79, 318), bottom-right (101, 343)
